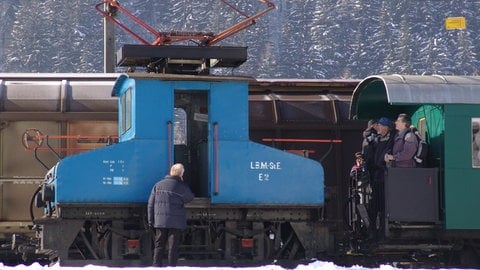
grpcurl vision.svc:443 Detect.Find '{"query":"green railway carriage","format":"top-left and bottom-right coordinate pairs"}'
top-left (350, 74), bottom-right (480, 231)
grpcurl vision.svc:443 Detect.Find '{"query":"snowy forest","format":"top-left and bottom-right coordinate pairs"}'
top-left (0, 0), bottom-right (479, 79)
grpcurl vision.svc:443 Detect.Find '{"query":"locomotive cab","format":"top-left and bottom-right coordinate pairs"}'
top-left (110, 73), bottom-right (325, 204)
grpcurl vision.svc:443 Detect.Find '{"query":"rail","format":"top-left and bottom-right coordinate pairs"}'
top-left (214, 122), bottom-right (219, 195)
top-left (167, 121), bottom-right (173, 168)
top-left (262, 138), bottom-right (343, 143)
top-left (22, 129), bottom-right (118, 156)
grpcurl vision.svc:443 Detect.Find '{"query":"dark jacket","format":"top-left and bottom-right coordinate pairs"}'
top-left (147, 175), bottom-right (194, 229)
top-left (362, 127), bottom-right (377, 172)
top-left (371, 131), bottom-right (394, 182)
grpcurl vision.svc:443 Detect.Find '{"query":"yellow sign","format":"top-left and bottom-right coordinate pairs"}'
top-left (445, 17), bottom-right (466, 30)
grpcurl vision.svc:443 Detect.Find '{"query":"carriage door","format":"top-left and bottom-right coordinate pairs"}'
top-left (174, 90), bottom-right (209, 196)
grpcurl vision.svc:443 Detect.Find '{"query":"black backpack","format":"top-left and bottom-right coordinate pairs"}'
top-left (404, 131), bottom-right (428, 167)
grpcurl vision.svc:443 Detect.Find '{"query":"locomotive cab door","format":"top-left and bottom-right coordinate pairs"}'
top-left (174, 90), bottom-right (209, 197)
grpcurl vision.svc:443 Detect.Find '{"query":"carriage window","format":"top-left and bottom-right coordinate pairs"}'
top-left (472, 118), bottom-right (480, 167)
top-left (121, 87), bottom-right (132, 135)
top-left (174, 108), bottom-right (187, 145)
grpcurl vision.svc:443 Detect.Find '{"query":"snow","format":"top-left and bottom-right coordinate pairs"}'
top-left (0, 261), bottom-right (447, 270)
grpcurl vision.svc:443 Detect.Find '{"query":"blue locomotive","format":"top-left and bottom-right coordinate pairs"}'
top-left (48, 74), bottom-right (324, 205)
top-left (34, 72), bottom-right (325, 265)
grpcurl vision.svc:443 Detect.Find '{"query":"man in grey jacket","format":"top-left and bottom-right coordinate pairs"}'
top-left (385, 113), bottom-right (418, 168)
top-left (148, 163), bottom-right (194, 267)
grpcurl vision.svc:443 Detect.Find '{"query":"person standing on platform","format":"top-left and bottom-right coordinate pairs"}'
top-left (384, 113), bottom-right (418, 168)
top-left (369, 117), bottom-right (394, 239)
top-left (148, 163), bottom-right (194, 267)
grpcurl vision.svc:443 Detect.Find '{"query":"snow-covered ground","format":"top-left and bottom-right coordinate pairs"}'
top-left (0, 261), bottom-right (382, 270)
top-left (0, 260), bottom-right (460, 270)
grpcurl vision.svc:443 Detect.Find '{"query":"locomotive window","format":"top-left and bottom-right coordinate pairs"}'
top-left (174, 108), bottom-right (187, 145)
top-left (472, 118), bottom-right (480, 167)
top-left (121, 87), bottom-right (132, 134)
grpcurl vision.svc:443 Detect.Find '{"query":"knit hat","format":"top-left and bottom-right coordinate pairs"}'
top-left (377, 117), bottom-right (392, 128)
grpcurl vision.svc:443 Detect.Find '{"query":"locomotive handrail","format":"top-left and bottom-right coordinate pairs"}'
top-left (214, 122), bottom-right (219, 195)
top-left (22, 129), bottom-right (119, 150)
top-left (23, 129), bottom-right (119, 158)
top-left (27, 147), bottom-right (114, 152)
top-left (34, 148), bottom-right (49, 170)
top-left (36, 134), bottom-right (119, 141)
top-left (167, 121), bottom-right (173, 168)
top-left (262, 138), bottom-right (343, 143)
top-left (262, 138), bottom-right (341, 162)
top-left (46, 136), bottom-right (64, 160)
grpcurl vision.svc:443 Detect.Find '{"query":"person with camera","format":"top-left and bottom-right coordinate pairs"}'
top-left (361, 119), bottom-right (378, 172)
top-left (368, 117), bottom-right (394, 240)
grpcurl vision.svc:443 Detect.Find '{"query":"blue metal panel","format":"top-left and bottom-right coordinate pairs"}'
top-left (54, 140), bottom-right (169, 203)
top-left (210, 141), bottom-right (324, 205)
top-left (210, 81), bottom-right (249, 141)
top-left (206, 80), bottom-right (324, 205)
top-left (134, 80), bottom-right (174, 140)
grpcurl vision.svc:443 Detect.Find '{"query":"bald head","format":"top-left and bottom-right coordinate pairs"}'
top-left (170, 163), bottom-right (185, 178)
